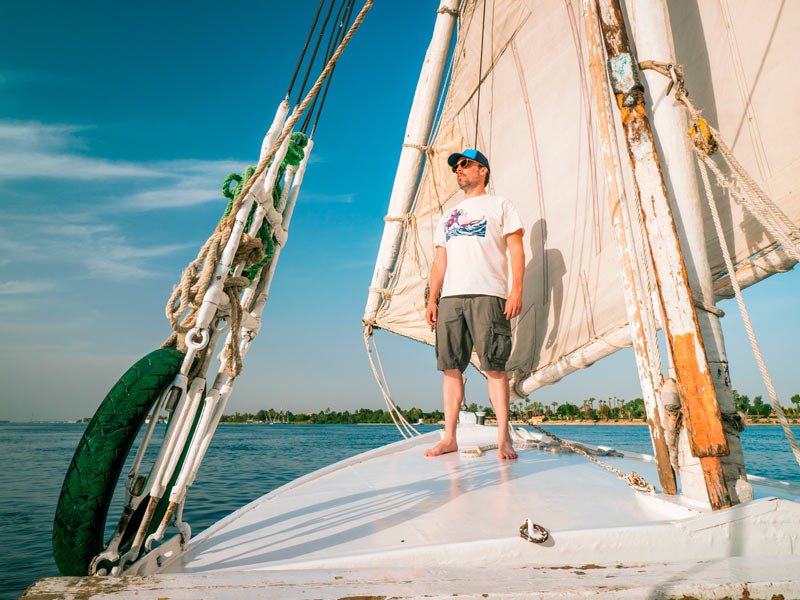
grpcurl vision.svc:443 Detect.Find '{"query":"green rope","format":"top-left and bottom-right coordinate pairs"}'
top-left (220, 132), bottom-right (309, 282)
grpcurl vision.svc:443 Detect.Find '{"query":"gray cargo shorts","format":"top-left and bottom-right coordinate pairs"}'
top-left (435, 295), bottom-right (512, 372)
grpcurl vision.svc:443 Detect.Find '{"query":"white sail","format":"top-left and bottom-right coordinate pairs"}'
top-left (372, 0), bottom-right (800, 387)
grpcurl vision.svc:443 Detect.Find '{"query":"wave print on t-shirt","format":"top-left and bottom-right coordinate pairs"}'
top-left (444, 209), bottom-right (487, 241)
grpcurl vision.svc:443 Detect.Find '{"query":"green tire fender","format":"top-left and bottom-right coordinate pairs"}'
top-left (52, 348), bottom-right (185, 576)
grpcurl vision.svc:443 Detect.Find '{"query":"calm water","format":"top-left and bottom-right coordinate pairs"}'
top-left (1, 422), bottom-right (798, 599)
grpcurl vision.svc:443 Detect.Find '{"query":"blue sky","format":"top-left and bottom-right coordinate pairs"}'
top-left (0, 1), bottom-right (797, 421)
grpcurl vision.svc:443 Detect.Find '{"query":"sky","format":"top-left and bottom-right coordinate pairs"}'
top-left (0, 1), bottom-right (798, 422)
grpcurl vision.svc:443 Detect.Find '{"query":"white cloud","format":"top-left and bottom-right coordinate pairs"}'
top-left (0, 151), bottom-right (163, 180)
top-left (0, 213), bottom-right (195, 281)
top-left (0, 120), bottom-right (246, 193)
top-left (118, 159), bottom-right (246, 211)
top-left (0, 281), bottom-right (57, 295)
top-left (0, 120), bottom-right (251, 281)
top-left (0, 120), bottom-right (165, 180)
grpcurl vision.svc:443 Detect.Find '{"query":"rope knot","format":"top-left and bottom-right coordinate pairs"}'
top-left (234, 233), bottom-right (264, 268)
top-left (690, 118), bottom-right (718, 156)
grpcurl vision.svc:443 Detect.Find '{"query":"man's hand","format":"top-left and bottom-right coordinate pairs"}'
top-left (426, 247), bottom-right (447, 328)
top-left (505, 287), bottom-right (522, 319)
top-left (426, 302), bottom-right (438, 327)
top-left (505, 230), bottom-right (525, 319)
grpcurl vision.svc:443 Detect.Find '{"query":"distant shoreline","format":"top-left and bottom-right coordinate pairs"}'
top-left (506, 418), bottom-right (800, 427)
top-left (214, 418), bottom-right (799, 427)
top-left (3, 418), bottom-right (796, 427)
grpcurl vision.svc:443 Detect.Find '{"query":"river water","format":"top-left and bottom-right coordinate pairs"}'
top-left (2, 422), bottom-right (798, 599)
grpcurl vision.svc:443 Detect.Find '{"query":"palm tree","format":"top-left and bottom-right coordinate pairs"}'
top-left (791, 394), bottom-right (800, 416)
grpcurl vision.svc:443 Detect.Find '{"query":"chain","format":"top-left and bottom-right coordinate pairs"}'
top-left (522, 419), bottom-right (654, 493)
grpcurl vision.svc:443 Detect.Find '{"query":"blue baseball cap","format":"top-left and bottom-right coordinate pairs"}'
top-left (447, 149), bottom-right (490, 170)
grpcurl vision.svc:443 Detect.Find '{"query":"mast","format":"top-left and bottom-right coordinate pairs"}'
top-left (581, 0), bottom-right (676, 495)
top-left (624, 0), bottom-right (751, 505)
top-left (594, 0), bottom-right (731, 510)
top-left (363, 0), bottom-right (458, 326)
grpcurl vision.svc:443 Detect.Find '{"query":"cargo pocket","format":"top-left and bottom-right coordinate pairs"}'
top-left (488, 322), bottom-right (512, 366)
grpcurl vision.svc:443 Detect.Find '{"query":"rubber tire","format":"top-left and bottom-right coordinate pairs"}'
top-left (52, 348), bottom-right (185, 576)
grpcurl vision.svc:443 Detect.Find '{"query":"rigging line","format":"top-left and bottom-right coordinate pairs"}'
top-left (226, 0), bottom-right (374, 232)
top-left (311, 0), bottom-right (356, 136)
top-left (363, 328), bottom-right (419, 438)
top-left (301, 0), bottom-right (349, 132)
top-left (307, 0), bottom-right (356, 135)
top-left (296, 0), bottom-right (337, 106)
top-left (372, 333), bottom-right (420, 437)
top-left (697, 158), bottom-right (800, 471)
top-left (287, 0), bottom-right (326, 98)
top-left (474, 0), bottom-right (487, 147)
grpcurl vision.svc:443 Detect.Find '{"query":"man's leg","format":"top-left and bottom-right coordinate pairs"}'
top-left (424, 369), bottom-right (463, 456)
top-left (486, 370), bottom-right (518, 460)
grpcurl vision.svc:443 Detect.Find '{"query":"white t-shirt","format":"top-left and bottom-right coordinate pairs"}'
top-left (433, 195), bottom-right (524, 299)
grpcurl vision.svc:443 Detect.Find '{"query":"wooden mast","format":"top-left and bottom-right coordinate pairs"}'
top-left (624, 0), bottom-right (751, 505)
top-left (594, 0), bottom-right (731, 509)
top-left (581, 0), bottom-right (676, 495)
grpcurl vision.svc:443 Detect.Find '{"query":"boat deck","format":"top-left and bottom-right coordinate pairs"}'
top-left (25, 425), bottom-right (800, 598)
top-left (152, 425), bottom-right (797, 574)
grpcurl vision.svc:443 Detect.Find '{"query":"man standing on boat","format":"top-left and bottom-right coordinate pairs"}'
top-left (425, 149), bottom-right (524, 460)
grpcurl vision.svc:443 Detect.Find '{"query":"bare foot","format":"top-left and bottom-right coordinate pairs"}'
top-left (497, 439), bottom-right (518, 460)
top-left (424, 439), bottom-right (458, 457)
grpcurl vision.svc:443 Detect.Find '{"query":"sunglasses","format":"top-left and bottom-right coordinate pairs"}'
top-left (451, 158), bottom-right (477, 172)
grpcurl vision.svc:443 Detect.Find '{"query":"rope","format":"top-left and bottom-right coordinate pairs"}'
top-left (162, 227), bottom-right (263, 374)
top-left (474, 0), bottom-right (487, 146)
top-left (697, 160), bottom-right (800, 470)
top-left (383, 214), bottom-right (412, 223)
top-left (295, 0), bottom-right (337, 106)
top-left (519, 518), bottom-right (549, 543)
top-left (162, 2), bottom-right (372, 370)
top-left (382, 209), bottom-right (428, 306)
top-left (368, 286), bottom-right (392, 301)
top-left (401, 143), bottom-right (431, 152)
top-left (227, 0), bottom-right (373, 236)
top-left (287, 0), bottom-right (326, 98)
top-left (640, 59), bottom-right (800, 472)
top-left (695, 147), bottom-right (800, 263)
top-left (522, 418), bottom-right (654, 493)
top-left (649, 62), bottom-right (800, 263)
top-left (363, 326), bottom-right (420, 438)
top-left (305, 0), bottom-right (355, 135)
top-left (301, 0), bottom-right (347, 132)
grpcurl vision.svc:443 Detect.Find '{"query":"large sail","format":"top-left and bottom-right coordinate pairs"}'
top-left (373, 0), bottom-right (800, 388)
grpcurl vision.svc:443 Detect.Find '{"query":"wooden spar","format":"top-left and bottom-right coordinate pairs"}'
top-left (594, 0), bottom-right (731, 509)
top-left (512, 241), bottom-right (792, 397)
top-left (625, 0), bottom-right (751, 505)
top-left (714, 245), bottom-right (797, 299)
top-left (581, 0), bottom-right (676, 494)
top-left (362, 0), bottom-right (458, 327)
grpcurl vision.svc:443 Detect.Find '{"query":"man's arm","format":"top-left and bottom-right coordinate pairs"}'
top-left (505, 230), bottom-right (524, 319)
top-left (426, 246), bottom-right (447, 327)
